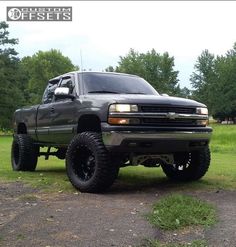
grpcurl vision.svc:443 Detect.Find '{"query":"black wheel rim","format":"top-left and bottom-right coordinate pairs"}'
top-left (13, 141), bottom-right (20, 165)
top-left (72, 145), bottom-right (96, 182)
top-left (172, 153), bottom-right (192, 171)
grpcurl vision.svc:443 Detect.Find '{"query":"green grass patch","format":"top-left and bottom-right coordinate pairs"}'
top-left (141, 239), bottom-right (208, 247)
top-left (18, 194), bottom-right (38, 202)
top-left (16, 234), bottom-right (25, 240)
top-left (147, 194), bottom-right (216, 230)
top-left (210, 123), bottom-right (236, 154)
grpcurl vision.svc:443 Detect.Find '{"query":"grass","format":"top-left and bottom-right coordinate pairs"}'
top-left (209, 123), bottom-right (236, 154)
top-left (141, 239), bottom-right (208, 247)
top-left (1, 124), bottom-right (236, 192)
top-left (0, 136), bottom-right (72, 192)
top-left (147, 194), bottom-right (216, 230)
top-left (18, 194), bottom-right (38, 202)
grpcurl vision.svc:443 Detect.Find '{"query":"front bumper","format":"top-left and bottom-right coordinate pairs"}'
top-left (102, 131), bottom-right (211, 146)
top-left (103, 131), bottom-right (212, 146)
top-left (102, 128), bottom-right (212, 153)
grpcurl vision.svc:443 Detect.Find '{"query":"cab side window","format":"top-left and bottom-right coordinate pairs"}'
top-left (42, 83), bottom-right (58, 104)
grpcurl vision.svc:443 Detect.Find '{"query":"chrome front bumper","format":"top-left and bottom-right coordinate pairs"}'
top-left (102, 131), bottom-right (212, 146)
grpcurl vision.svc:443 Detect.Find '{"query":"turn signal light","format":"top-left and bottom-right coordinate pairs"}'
top-left (108, 117), bottom-right (140, 125)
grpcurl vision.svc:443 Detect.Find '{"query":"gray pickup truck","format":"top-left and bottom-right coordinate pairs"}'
top-left (12, 71), bottom-right (212, 192)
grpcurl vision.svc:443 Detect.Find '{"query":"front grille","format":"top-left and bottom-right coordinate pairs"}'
top-left (142, 118), bottom-right (196, 127)
top-left (140, 105), bottom-right (196, 114)
top-left (139, 105), bottom-right (197, 127)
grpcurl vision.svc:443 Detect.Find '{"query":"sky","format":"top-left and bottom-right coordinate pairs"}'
top-left (1, 1), bottom-right (236, 88)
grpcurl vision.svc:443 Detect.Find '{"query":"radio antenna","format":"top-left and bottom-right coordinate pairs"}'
top-left (80, 49), bottom-right (83, 72)
top-left (80, 49), bottom-right (84, 87)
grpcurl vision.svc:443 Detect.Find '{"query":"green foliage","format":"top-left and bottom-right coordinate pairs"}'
top-left (0, 21), bottom-right (24, 129)
top-left (21, 49), bottom-right (77, 104)
top-left (191, 44), bottom-right (236, 119)
top-left (105, 65), bottom-right (115, 72)
top-left (0, 22), bottom-right (78, 128)
top-left (147, 194), bottom-right (216, 230)
top-left (115, 48), bottom-right (181, 95)
top-left (191, 50), bottom-right (215, 111)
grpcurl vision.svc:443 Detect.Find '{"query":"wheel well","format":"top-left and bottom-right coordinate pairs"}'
top-left (77, 115), bottom-right (101, 133)
top-left (17, 123), bottom-right (27, 134)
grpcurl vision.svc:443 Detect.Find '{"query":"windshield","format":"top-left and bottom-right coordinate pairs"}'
top-left (81, 73), bottom-right (158, 95)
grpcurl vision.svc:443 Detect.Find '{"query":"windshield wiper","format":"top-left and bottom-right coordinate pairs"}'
top-left (122, 92), bottom-right (146, 95)
top-left (88, 90), bottom-right (119, 94)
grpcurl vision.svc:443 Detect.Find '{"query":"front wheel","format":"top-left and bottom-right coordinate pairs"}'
top-left (66, 132), bottom-right (119, 193)
top-left (161, 146), bottom-right (211, 182)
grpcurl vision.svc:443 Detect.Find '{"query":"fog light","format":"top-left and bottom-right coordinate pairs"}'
top-left (197, 120), bottom-right (209, 126)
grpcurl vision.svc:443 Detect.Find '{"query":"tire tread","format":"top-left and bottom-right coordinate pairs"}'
top-left (66, 132), bottom-right (119, 193)
top-left (11, 134), bottom-right (38, 171)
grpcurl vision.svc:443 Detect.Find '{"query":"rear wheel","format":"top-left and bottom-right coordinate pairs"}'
top-left (161, 146), bottom-right (211, 181)
top-left (66, 132), bottom-right (119, 193)
top-left (11, 134), bottom-right (39, 171)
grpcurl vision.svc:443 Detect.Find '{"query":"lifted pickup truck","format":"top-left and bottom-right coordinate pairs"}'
top-left (12, 71), bottom-right (212, 192)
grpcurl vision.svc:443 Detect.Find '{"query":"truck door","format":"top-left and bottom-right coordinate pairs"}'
top-left (36, 79), bottom-right (59, 143)
top-left (48, 75), bottom-right (78, 144)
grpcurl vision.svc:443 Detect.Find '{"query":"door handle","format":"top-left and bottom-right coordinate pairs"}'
top-left (50, 107), bottom-right (55, 113)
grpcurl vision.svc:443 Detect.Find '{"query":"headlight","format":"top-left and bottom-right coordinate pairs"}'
top-left (109, 104), bottom-right (138, 113)
top-left (196, 107), bottom-right (208, 115)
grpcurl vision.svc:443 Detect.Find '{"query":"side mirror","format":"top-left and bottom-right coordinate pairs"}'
top-left (161, 93), bottom-right (169, 97)
top-left (54, 87), bottom-right (75, 100)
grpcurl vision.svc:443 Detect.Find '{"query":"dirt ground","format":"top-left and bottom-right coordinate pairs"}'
top-left (0, 181), bottom-right (236, 247)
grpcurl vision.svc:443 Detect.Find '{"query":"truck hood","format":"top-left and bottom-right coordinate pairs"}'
top-left (83, 94), bottom-right (206, 108)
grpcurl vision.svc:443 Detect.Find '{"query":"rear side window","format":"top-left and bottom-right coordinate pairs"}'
top-left (42, 83), bottom-right (58, 104)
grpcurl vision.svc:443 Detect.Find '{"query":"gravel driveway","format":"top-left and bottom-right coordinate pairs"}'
top-left (0, 181), bottom-right (236, 247)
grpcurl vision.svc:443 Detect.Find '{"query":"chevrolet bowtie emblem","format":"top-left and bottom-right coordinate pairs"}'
top-left (167, 112), bottom-right (177, 119)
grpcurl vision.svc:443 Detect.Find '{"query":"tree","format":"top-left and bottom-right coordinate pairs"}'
top-left (0, 21), bottom-right (24, 129)
top-left (177, 86), bottom-right (191, 98)
top-left (191, 44), bottom-right (236, 120)
top-left (21, 49), bottom-right (77, 104)
top-left (190, 50), bottom-right (216, 114)
top-left (105, 66), bottom-right (115, 72)
top-left (211, 47), bottom-right (236, 120)
top-left (116, 49), bottom-right (146, 77)
top-left (115, 48), bottom-right (179, 95)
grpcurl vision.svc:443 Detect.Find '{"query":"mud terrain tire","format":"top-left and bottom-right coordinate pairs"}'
top-left (66, 132), bottom-right (119, 193)
top-left (161, 146), bottom-right (211, 181)
top-left (11, 134), bottom-right (39, 171)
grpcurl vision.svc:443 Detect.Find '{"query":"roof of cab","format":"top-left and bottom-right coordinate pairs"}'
top-left (49, 71), bottom-right (139, 83)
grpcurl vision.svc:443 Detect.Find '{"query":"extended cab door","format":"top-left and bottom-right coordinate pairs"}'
top-left (36, 79), bottom-right (59, 143)
top-left (48, 75), bottom-right (78, 144)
